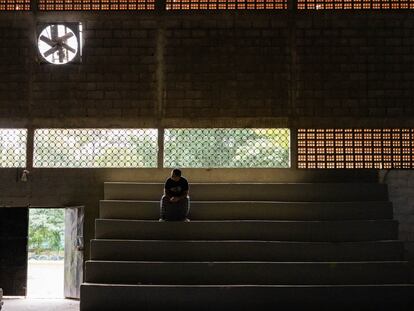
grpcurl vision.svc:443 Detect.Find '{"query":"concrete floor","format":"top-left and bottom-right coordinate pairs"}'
top-left (2, 298), bottom-right (79, 311)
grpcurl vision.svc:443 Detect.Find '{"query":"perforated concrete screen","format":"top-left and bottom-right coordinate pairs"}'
top-left (0, 0), bottom-right (30, 10)
top-left (164, 128), bottom-right (290, 168)
top-left (38, 0), bottom-right (155, 10)
top-left (298, 129), bottom-right (414, 169)
top-left (166, 0), bottom-right (286, 10)
top-left (0, 129), bottom-right (27, 168)
top-left (297, 0), bottom-right (414, 9)
top-left (33, 129), bottom-right (158, 168)
top-left (2, 0), bottom-right (414, 10)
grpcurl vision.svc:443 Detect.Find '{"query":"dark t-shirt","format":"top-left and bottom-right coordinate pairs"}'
top-left (165, 177), bottom-right (189, 197)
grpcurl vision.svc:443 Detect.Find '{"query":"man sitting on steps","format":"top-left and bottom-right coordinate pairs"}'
top-left (160, 169), bottom-right (190, 221)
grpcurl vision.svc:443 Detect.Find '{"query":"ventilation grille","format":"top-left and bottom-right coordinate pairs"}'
top-left (164, 128), bottom-right (290, 168)
top-left (0, 0), bottom-right (30, 10)
top-left (298, 129), bottom-right (414, 169)
top-left (297, 0), bottom-right (414, 9)
top-left (34, 129), bottom-right (158, 168)
top-left (0, 129), bottom-right (27, 168)
top-left (165, 0), bottom-right (287, 10)
top-left (38, 0), bottom-right (155, 10)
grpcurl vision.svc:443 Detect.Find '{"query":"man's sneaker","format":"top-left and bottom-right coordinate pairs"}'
top-left (184, 218), bottom-right (190, 222)
top-left (158, 218), bottom-right (165, 222)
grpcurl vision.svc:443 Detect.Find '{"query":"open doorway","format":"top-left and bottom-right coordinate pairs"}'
top-left (27, 206), bottom-right (84, 299)
top-left (27, 208), bottom-right (65, 298)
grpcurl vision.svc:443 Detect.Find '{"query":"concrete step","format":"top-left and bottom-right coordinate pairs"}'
top-left (85, 261), bottom-right (411, 285)
top-left (80, 283), bottom-right (414, 311)
top-left (100, 200), bottom-right (393, 220)
top-left (104, 182), bottom-right (388, 201)
top-left (95, 219), bottom-right (398, 242)
top-left (90, 240), bottom-right (404, 262)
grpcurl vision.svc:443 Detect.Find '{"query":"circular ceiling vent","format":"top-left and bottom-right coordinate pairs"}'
top-left (38, 24), bottom-right (79, 65)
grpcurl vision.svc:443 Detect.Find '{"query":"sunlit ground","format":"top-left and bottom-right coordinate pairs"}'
top-left (2, 298), bottom-right (79, 311)
top-left (27, 260), bottom-right (64, 298)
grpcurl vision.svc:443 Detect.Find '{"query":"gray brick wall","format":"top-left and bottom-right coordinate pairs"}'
top-left (1, 11), bottom-right (414, 263)
top-left (0, 12), bottom-right (413, 127)
top-left (164, 16), bottom-right (290, 119)
top-left (29, 17), bottom-right (157, 119)
top-left (294, 13), bottom-right (414, 123)
top-left (0, 17), bottom-right (31, 119)
top-left (381, 171), bottom-right (414, 270)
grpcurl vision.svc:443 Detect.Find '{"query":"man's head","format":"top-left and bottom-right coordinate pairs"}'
top-left (171, 169), bottom-right (182, 182)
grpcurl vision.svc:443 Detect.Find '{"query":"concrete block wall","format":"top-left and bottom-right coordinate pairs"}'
top-left (382, 171), bottom-right (414, 265)
top-left (0, 11), bottom-right (414, 262)
top-left (294, 13), bottom-right (414, 125)
top-left (163, 15), bottom-right (290, 119)
top-left (0, 18), bottom-right (30, 120)
top-left (0, 12), bottom-right (413, 127)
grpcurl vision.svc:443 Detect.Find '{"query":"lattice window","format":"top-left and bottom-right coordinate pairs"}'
top-left (298, 129), bottom-right (414, 169)
top-left (164, 128), bottom-right (290, 168)
top-left (0, 0), bottom-right (30, 10)
top-left (166, 0), bottom-right (287, 10)
top-left (297, 0), bottom-right (414, 9)
top-left (0, 129), bottom-right (27, 168)
top-left (33, 129), bottom-right (158, 168)
top-left (38, 0), bottom-right (155, 10)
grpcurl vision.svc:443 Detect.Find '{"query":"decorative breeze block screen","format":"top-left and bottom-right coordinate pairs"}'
top-left (0, 0), bottom-right (30, 10)
top-left (34, 129), bottom-right (158, 168)
top-left (0, 129), bottom-right (27, 168)
top-left (164, 128), bottom-right (290, 168)
top-left (166, 0), bottom-right (287, 10)
top-left (38, 0), bottom-right (155, 10)
top-left (297, 0), bottom-right (414, 9)
top-left (298, 129), bottom-right (414, 169)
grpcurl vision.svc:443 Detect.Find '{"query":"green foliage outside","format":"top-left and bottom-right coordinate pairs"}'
top-left (165, 129), bottom-right (290, 168)
top-left (31, 128), bottom-right (290, 168)
top-left (33, 129), bottom-right (158, 168)
top-left (29, 209), bottom-right (65, 255)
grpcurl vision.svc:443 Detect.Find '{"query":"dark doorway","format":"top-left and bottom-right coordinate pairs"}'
top-left (0, 207), bottom-right (29, 296)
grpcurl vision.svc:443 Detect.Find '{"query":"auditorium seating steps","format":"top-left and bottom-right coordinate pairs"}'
top-left (80, 182), bottom-right (414, 311)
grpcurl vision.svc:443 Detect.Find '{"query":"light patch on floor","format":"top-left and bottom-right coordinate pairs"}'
top-left (2, 298), bottom-right (79, 311)
top-left (27, 260), bottom-right (64, 298)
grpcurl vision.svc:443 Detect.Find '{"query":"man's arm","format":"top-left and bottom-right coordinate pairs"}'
top-left (164, 188), bottom-right (173, 198)
top-left (168, 190), bottom-right (187, 203)
top-left (177, 190), bottom-right (188, 200)
top-left (177, 180), bottom-right (189, 200)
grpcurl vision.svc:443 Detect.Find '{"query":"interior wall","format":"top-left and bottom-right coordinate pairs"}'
top-left (381, 171), bottom-right (414, 267)
top-left (0, 11), bottom-right (413, 262)
top-left (0, 12), bottom-right (413, 127)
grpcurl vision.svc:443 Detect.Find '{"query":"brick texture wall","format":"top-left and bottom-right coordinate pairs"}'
top-left (381, 171), bottom-right (414, 273)
top-left (1, 11), bottom-right (414, 263)
top-left (164, 16), bottom-right (289, 119)
top-left (0, 12), bottom-right (413, 127)
top-left (0, 18), bottom-right (31, 120)
top-left (294, 13), bottom-right (414, 126)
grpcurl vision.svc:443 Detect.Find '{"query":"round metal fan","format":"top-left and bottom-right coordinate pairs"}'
top-left (38, 24), bottom-right (78, 65)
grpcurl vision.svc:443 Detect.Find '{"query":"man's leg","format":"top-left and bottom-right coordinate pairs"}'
top-left (183, 196), bottom-right (190, 218)
top-left (161, 196), bottom-right (190, 221)
top-left (160, 195), bottom-right (169, 220)
top-left (176, 197), bottom-right (189, 220)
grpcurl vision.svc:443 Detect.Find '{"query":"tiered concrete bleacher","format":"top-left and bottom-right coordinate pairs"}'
top-left (81, 181), bottom-right (414, 311)
top-left (0, 288), bottom-right (3, 311)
